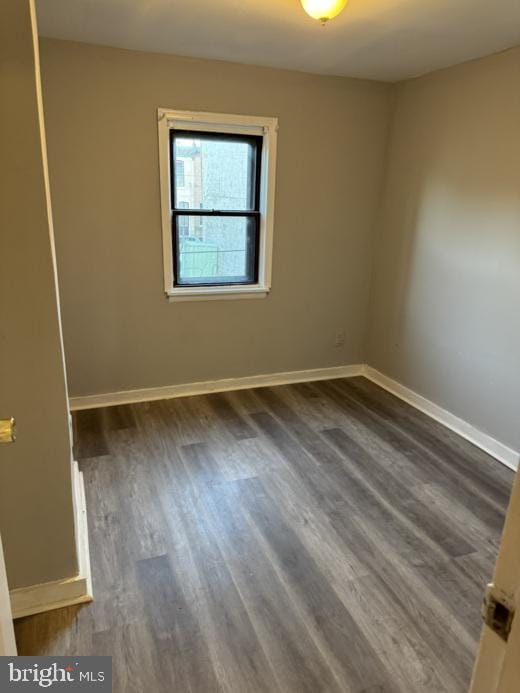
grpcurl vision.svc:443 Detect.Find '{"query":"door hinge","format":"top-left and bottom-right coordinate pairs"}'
top-left (482, 583), bottom-right (515, 642)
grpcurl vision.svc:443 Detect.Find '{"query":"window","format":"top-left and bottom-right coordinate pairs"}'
top-left (171, 131), bottom-right (261, 288)
top-left (158, 109), bottom-right (278, 301)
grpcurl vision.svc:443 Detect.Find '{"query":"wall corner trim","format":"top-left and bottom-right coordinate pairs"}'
top-left (10, 462), bottom-right (93, 619)
top-left (68, 364), bottom-right (366, 410)
top-left (362, 365), bottom-right (519, 472)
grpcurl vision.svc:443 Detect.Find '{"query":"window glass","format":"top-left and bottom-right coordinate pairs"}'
top-left (175, 160), bottom-right (185, 188)
top-left (173, 135), bottom-right (258, 211)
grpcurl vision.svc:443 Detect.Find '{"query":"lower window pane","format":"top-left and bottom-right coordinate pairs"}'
top-left (175, 216), bottom-right (257, 286)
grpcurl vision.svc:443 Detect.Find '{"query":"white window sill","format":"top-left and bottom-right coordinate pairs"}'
top-left (166, 286), bottom-right (270, 303)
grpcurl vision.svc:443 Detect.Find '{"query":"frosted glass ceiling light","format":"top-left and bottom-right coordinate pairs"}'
top-left (300, 0), bottom-right (348, 24)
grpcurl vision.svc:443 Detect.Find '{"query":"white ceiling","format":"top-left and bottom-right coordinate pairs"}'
top-left (37, 0), bottom-right (520, 82)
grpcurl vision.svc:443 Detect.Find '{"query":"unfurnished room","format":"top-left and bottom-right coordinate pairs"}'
top-left (1, 1), bottom-right (520, 691)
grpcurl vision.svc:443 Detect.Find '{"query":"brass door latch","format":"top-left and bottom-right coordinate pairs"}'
top-left (482, 583), bottom-right (515, 642)
top-left (0, 417), bottom-right (16, 443)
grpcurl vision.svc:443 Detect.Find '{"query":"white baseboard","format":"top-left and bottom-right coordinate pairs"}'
top-left (363, 366), bottom-right (519, 472)
top-left (10, 462), bottom-right (93, 619)
top-left (69, 364), bottom-right (365, 410)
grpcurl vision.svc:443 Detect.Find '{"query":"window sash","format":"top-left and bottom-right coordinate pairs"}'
top-left (172, 214), bottom-right (260, 288)
top-left (169, 129), bottom-right (262, 214)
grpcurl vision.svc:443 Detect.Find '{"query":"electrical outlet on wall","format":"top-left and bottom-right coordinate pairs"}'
top-left (334, 331), bottom-right (346, 348)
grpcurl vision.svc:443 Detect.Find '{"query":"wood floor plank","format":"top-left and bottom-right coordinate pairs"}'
top-left (152, 442), bottom-right (281, 693)
top-left (336, 574), bottom-right (453, 693)
top-left (342, 378), bottom-right (512, 507)
top-left (322, 426), bottom-right (476, 558)
top-left (92, 623), bottom-right (167, 693)
top-left (79, 456), bottom-right (145, 633)
top-left (316, 379), bottom-right (507, 535)
top-left (349, 377), bottom-right (514, 487)
top-left (73, 408), bottom-right (109, 459)
top-left (180, 448), bottom-right (345, 693)
top-left (259, 464), bottom-right (370, 583)
top-left (326, 504), bottom-right (477, 692)
top-left (415, 557), bottom-right (484, 641)
top-left (252, 386), bottom-right (344, 465)
top-left (205, 391), bottom-right (258, 441)
top-left (136, 554), bottom-right (221, 692)
top-left (252, 410), bottom-right (457, 571)
top-left (102, 404), bottom-right (136, 431)
top-left (415, 482), bottom-right (505, 554)
top-left (250, 410), bottom-right (346, 509)
top-left (234, 476), bottom-right (400, 693)
top-left (15, 377), bottom-right (514, 693)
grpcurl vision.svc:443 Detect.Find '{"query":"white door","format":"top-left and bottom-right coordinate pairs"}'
top-left (0, 532), bottom-right (16, 656)
top-left (470, 469), bottom-right (520, 692)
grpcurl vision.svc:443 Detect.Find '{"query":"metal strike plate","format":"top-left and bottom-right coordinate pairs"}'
top-left (482, 583), bottom-right (515, 642)
top-left (0, 417), bottom-right (16, 443)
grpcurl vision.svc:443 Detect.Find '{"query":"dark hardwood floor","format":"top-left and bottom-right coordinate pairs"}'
top-left (15, 377), bottom-right (514, 692)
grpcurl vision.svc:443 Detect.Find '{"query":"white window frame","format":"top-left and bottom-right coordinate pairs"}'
top-left (158, 108), bottom-right (278, 302)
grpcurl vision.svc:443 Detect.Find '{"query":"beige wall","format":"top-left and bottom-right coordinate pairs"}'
top-left (0, 1), bottom-right (78, 588)
top-left (38, 38), bottom-right (393, 398)
top-left (367, 47), bottom-right (520, 452)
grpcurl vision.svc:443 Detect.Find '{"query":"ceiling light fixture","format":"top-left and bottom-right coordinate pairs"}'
top-left (300, 0), bottom-right (348, 25)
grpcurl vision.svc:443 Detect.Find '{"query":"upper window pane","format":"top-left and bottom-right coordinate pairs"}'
top-left (172, 133), bottom-right (260, 211)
